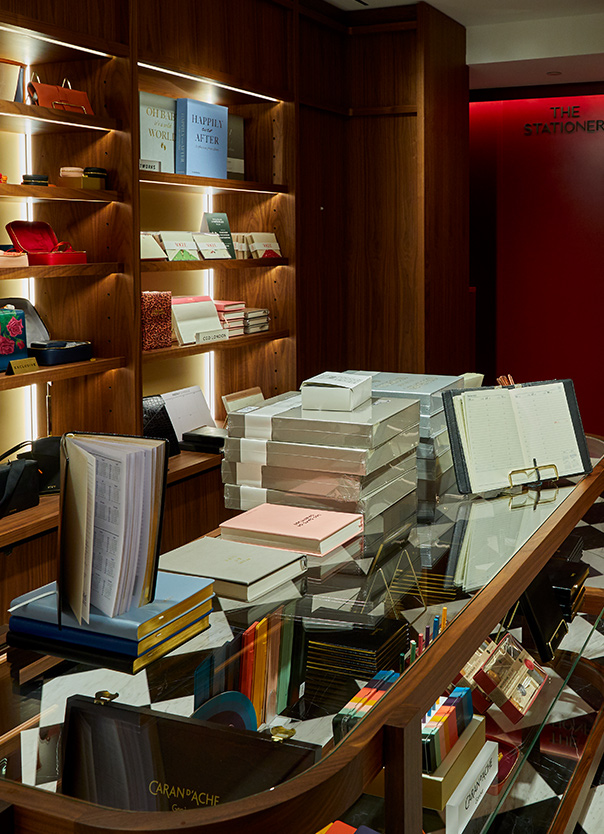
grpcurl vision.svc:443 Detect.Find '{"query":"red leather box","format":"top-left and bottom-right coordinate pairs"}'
top-left (5, 220), bottom-right (87, 264)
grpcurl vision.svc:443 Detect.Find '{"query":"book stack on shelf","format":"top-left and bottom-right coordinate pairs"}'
top-left (221, 376), bottom-right (421, 526)
top-left (214, 299), bottom-right (245, 337)
top-left (243, 307), bottom-right (271, 334)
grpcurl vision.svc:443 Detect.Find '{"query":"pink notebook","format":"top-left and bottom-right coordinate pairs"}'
top-left (219, 503), bottom-right (363, 555)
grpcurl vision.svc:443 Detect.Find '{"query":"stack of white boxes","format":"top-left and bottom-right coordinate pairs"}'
top-left (221, 373), bottom-right (421, 534)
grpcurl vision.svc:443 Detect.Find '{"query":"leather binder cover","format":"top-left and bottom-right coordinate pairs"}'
top-left (142, 395), bottom-right (181, 457)
top-left (443, 379), bottom-right (592, 495)
top-left (60, 695), bottom-right (320, 811)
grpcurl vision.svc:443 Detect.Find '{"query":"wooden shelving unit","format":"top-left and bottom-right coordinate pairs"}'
top-left (139, 170), bottom-right (288, 195)
top-left (0, 356), bottom-right (126, 391)
top-left (142, 330), bottom-right (290, 362)
top-left (0, 262), bottom-right (123, 279)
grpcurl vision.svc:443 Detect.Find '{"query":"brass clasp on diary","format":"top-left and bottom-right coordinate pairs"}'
top-left (94, 691), bottom-right (119, 705)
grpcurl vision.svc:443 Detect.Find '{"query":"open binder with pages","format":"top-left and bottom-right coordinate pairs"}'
top-left (443, 379), bottom-right (592, 494)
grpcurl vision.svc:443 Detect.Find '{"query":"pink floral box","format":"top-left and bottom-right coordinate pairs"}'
top-left (0, 307), bottom-right (27, 371)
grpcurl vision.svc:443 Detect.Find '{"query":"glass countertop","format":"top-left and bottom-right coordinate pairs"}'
top-left (0, 474), bottom-right (592, 814)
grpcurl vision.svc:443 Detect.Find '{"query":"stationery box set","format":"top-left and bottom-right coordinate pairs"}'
top-left (227, 392), bottom-right (420, 450)
top-left (300, 371), bottom-right (372, 412)
top-left (0, 305), bottom-right (26, 370)
top-left (357, 371), bottom-right (464, 416)
top-left (6, 220), bottom-right (86, 264)
top-left (223, 474), bottom-right (416, 521)
top-left (221, 447), bottom-right (417, 503)
top-left (223, 424), bottom-right (419, 477)
top-left (472, 634), bottom-right (548, 724)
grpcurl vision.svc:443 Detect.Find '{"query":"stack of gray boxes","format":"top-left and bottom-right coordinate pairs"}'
top-left (221, 390), bottom-right (421, 532)
top-left (348, 373), bottom-right (464, 559)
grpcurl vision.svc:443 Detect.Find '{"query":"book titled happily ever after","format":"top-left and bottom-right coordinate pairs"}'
top-left (176, 99), bottom-right (228, 178)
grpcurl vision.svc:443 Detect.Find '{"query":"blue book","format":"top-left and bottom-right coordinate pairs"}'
top-left (7, 610), bottom-right (213, 674)
top-left (175, 98), bottom-right (228, 178)
top-left (9, 571), bottom-right (214, 641)
top-left (9, 602), bottom-right (212, 658)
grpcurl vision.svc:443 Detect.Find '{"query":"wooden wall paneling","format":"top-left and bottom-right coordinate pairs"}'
top-left (345, 114), bottom-right (421, 373)
top-left (0, 0), bottom-right (129, 47)
top-left (137, 0), bottom-right (293, 102)
top-left (213, 337), bottom-right (295, 419)
top-left (228, 103), bottom-right (281, 184)
top-left (296, 105), bottom-right (347, 381)
top-left (416, 1), bottom-right (470, 375)
top-left (347, 30), bottom-right (417, 111)
top-left (47, 368), bottom-right (136, 436)
top-left (298, 14), bottom-right (347, 112)
top-left (159, 465), bottom-right (232, 552)
top-left (0, 530), bottom-right (57, 626)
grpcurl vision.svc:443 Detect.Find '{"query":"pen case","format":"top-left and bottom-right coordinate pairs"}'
top-left (28, 340), bottom-right (92, 366)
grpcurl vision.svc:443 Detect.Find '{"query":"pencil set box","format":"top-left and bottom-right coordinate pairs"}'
top-left (332, 670), bottom-right (399, 743)
top-left (6, 220), bottom-right (87, 264)
top-left (421, 686), bottom-right (473, 773)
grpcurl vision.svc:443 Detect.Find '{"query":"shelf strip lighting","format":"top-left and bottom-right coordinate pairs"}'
top-left (0, 111), bottom-right (109, 132)
top-left (140, 177), bottom-right (281, 196)
top-left (137, 62), bottom-right (279, 103)
top-left (0, 25), bottom-right (109, 58)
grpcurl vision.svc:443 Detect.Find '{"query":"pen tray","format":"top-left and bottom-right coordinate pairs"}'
top-left (6, 220), bottom-right (87, 264)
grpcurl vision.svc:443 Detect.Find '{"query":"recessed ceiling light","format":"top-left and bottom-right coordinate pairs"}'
top-left (546, 71), bottom-right (562, 76)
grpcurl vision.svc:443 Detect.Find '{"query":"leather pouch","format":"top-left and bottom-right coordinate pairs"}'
top-left (27, 75), bottom-right (94, 115)
top-left (0, 459), bottom-right (39, 518)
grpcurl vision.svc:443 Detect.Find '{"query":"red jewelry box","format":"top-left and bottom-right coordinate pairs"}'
top-left (5, 221), bottom-right (87, 264)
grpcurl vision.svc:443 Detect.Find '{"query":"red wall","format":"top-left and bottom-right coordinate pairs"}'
top-left (470, 96), bottom-right (604, 434)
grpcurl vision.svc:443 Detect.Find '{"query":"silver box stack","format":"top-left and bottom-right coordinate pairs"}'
top-left (222, 391), bottom-right (420, 524)
top-left (348, 372), bottom-right (463, 522)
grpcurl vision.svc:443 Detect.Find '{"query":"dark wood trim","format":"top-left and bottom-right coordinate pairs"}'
top-left (348, 21), bottom-right (417, 35)
top-left (348, 105), bottom-right (417, 117)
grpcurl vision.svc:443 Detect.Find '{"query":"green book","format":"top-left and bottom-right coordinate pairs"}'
top-left (201, 212), bottom-right (236, 259)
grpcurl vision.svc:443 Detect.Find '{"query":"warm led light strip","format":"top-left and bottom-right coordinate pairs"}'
top-left (137, 62), bottom-right (279, 102)
top-left (0, 110), bottom-right (108, 132)
top-left (0, 24), bottom-right (109, 58)
top-left (141, 176), bottom-right (280, 195)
